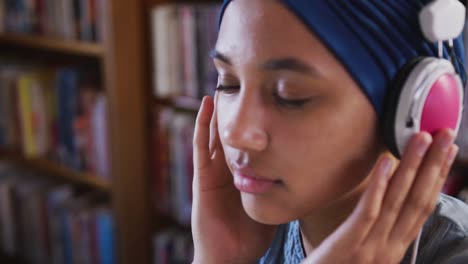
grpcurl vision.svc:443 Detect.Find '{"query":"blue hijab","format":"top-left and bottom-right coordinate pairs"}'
top-left (218, 0), bottom-right (466, 117)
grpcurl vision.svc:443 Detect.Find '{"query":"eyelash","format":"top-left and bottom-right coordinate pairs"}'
top-left (215, 85), bottom-right (311, 108)
top-left (215, 84), bottom-right (239, 93)
top-left (273, 92), bottom-right (310, 108)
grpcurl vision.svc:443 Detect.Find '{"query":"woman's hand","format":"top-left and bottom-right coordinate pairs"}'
top-left (191, 95), bottom-right (277, 264)
top-left (303, 130), bottom-right (458, 264)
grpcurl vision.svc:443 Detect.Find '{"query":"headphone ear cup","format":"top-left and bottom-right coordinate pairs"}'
top-left (382, 57), bottom-right (425, 159)
top-left (419, 65), bottom-right (464, 135)
top-left (383, 57), bottom-right (464, 159)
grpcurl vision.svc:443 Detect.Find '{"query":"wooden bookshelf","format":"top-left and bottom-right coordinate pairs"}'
top-left (0, 0), bottom-right (217, 263)
top-left (0, 1), bottom-right (153, 264)
top-left (104, 0), bottom-right (153, 263)
top-left (0, 150), bottom-right (111, 193)
top-left (0, 33), bottom-right (104, 58)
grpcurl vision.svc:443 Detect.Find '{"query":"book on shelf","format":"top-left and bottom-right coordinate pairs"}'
top-left (56, 68), bottom-right (80, 169)
top-left (152, 107), bottom-right (195, 226)
top-left (1, 0), bottom-right (105, 43)
top-left (152, 107), bottom-right (171, 215)
top-left (0, 63), bottom-right (110, 180)
top-left (91, 95), bottom-right (110, 180)
top-left (0, 171), bottom-right (115, 264)
top-left (153, 229), bottom-right (193, 264)
top-left (150, 3), bottom-right (220, 100)
top-left (0, 1), bottom-right (4, 33)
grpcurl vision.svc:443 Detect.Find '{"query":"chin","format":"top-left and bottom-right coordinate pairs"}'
top-left (240, 192), bottom-right (297, 225)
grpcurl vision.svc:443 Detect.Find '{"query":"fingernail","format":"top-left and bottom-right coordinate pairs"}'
top-left (416, 133), bottom-right (432, 157)
top-left (446, 145), bottom-right (459, 165)
top-left (379, 156), bottom-right (394, 178)
top-left (440, 130), bottom-right (455, 151)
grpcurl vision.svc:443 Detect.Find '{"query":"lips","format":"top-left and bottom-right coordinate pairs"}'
top-left (232, 166), bottom-right (280, 194)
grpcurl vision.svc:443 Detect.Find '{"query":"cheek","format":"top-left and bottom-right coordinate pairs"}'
top-left (216, 102), bottom-right (240, 163)
top-left (271, 104), bottom-right (342, 172)
top-left (216, 101), bottom-right (232, 145)
top-left (272, 97), bottom-right (380, 208)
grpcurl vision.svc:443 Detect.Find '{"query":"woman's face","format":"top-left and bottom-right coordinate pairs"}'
top-left (214, 0), bottom-right (382, 224)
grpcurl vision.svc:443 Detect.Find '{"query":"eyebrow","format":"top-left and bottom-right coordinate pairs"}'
top-left (210, 50), bottom-right (232, 64)
top-left (210, 49), bottom-right (319, 75)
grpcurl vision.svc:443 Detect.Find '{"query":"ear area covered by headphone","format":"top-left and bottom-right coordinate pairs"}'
top-left (383, 57), bottom-right (425, 158)
top-left (383, 57), bottom-right (464, 159)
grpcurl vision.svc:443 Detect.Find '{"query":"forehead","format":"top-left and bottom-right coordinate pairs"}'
top-left (216, 0), bottom-right (334, 68)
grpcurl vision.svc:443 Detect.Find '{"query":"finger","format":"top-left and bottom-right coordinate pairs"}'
top-left (193, 96), bottom-right (214, 170)
top-left (324, 154), bottom-right (395, 249)
top-left (209, 92), bottom-right (222, 159)
top-left (363, 132), bottom-right (432, 244)
top-left (403, 144), bottom-right (458, 243)
top-left (436, 144), bottom-right (459, 195)
top-left (389, 129), bottom-right (455, 242)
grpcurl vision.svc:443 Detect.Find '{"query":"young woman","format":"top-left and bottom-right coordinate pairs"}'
top-left (191, 1), bottom-right (468, 263)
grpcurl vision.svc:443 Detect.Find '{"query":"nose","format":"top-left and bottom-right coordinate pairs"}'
top-left (221, 96), bottom-right (269, 152)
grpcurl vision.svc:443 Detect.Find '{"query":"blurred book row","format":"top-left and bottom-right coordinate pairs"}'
top-left (152, 108), bottom-right (194, 226)
top-left (0, 0), bottom-right (105, 42)
top-left (150, 2), bottom-right (221, 227)
top-left (151, 3), bottom-right (220, 100)
top-left (153, 229), bottom-right (193, 264)
top-left (0, 167), bottom-right (115, 264)
top-left (150, 4), bottom-right (222, 262)
top-left (0, 64), bottom-right (110, 180)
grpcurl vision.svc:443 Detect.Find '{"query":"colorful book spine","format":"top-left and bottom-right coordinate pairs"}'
top-left (91, 94), bottom-right (110, 180)
top-left (17, 73), bottom-right (37, 158)
top-left (153, 107), bottom-right (172, 215)
top-left (0, 68), bottom-right (20, 148)
top-left (29, 72), bottom-right (50, 157)
top-left (42, 70), bottom-right (59, 160)
top-left (0, 181), bottom-right (16, 255)
top-left (0, 74), bottom-right (8, 146)
top-left (56, 68), bottom-right (80, 170)
top-left (179, 6), bottom-right (198, 98)
top-left (96, 208), bottom-right (115, 264)
top-left (0, 0), bottom-right (5, 33)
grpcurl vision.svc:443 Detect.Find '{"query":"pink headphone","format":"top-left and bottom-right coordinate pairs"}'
top-left (382, 0), bottom-right (465, 158)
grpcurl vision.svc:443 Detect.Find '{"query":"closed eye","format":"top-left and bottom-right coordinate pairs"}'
top-left (215, 84), bottom-right (240, 94)
top-left (273, 92), bottom-right (312, 108)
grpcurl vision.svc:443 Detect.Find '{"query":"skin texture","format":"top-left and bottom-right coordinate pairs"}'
top-left (191, 1), bottom-right (459, 263)
top-left (215, 0), bottom-right (381, 245)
